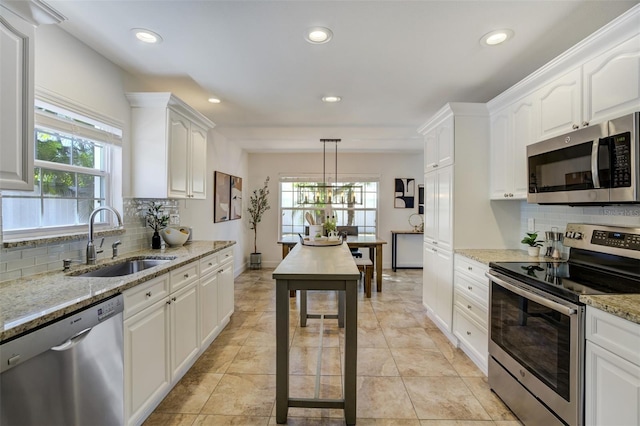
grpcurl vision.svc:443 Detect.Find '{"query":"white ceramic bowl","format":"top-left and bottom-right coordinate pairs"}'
top-left (160, 226), bottom-right (190, 247)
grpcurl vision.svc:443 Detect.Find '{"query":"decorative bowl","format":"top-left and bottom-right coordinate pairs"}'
top-left (160, 226), bottom-right (190, 247)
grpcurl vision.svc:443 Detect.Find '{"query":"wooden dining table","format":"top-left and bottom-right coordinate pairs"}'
top-left (278, 234), bottom-right (387, 293)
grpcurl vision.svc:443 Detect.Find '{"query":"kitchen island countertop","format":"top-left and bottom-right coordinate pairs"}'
top-left (0, 240), bottom-right (235, 342)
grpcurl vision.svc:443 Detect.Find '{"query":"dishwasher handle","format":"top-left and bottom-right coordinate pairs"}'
top-left (51, 327), bottom-right (93, 351)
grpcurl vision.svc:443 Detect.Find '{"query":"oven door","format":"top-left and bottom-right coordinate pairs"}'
top-left (488, 271), bottom-right (584, 426)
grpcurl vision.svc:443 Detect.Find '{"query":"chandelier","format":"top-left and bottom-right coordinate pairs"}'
top-left (297, 139), bottom-right (363, 205)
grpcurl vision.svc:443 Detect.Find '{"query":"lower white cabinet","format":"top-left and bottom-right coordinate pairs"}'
top-left (585, 306), bottom-right (640, 426)
top-left (452, 255), bottom-right (489, 375)
top-left (123, 247), bottom-right (235, 426)
top-left (423, 243), bottom-right (453, 334)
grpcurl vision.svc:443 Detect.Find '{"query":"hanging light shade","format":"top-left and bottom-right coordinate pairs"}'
top-left (297, 139), bottom-right (363, 206)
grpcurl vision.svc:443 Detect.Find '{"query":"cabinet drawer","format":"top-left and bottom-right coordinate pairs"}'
top-left (586, 306), bottom-right (640, 366)
top-left (219, 248), bottom-right (233, 266)
top-left (454, 288), bottom-right (487, 328)
top-left (199, 253), bottom-right (219, 278)
top-left (123, 274), bottom-right (169, 319)
top-left (170, 262), bottom-right (199, 292)
top-left (453, 307), bottom-right (488, 364)
top-left (455, 255), bottom-right (489, 283)
top-left (454, 271), bottom-right (488, 307)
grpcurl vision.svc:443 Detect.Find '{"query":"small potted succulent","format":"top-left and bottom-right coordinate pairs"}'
top-left (146, 202), bottom-right (170, 249)
top-left (521, 231), bottom-right (543, 257)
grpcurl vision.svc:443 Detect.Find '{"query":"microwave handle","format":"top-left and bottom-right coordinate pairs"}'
top-left (591, 139), bottom-right (601, 188)
top-left (487, 271), bottom-right (577, 316)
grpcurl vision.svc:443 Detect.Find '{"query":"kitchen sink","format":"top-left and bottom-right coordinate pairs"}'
top-left (71, 257), bottom-right (176, 278)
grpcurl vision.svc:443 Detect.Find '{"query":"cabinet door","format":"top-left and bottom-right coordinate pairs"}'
top-left (585, 341), bottom-right (640, 426)
top-left (583, 34), bottom-right (640, 125)
top-left (422, 244), bottom-right (438, 312)
top-left (217, 262), bottom-right (234, 324)
top-left (433, 247), bottom-right (453, 332)
top-left (538, 68), bottom-right (582, 139)
top-left (199, 271), bottom-right (219, 347)
top-left (124, 300), bottom-right (170, 425)
top-left (189, 123), bottom-right (208, 199)
top-left (510, 97), bottom-right (536, 199)
top-left (167, 109), bottom-right (190, 198)
top-left (170, 283), bottom-right (200, 381)
top-left (423, 172), bottom-right (437, 243)
top-left (436, 115), bottom-right (454, 168)
top-left (0, 9), bottom-right (34, 190)
top-left (424, 130), bottom-right (437, 171)
top-left (436, 166), bottom-right (453, 252)
top-left (489, 110), bottom-right (511, 199)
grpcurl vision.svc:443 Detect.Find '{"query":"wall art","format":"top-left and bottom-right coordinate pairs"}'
top-left (394, 178), bottom-right (415, 208)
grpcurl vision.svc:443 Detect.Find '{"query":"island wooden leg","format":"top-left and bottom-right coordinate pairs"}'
top-left (375, 245), bottom-right (383, 292)
top-left (276, 280), bottom-right (290, 423)
top-left (344, 279), bottom-right (357, 425)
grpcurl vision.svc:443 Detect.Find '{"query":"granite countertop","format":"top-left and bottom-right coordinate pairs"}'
top-left (455, 248), bottom-right (639, 325)
top-left (580, 294), bottom-right (640, 325)
top-left (0, 240), bottom-right (235, 342)
top-left (454, 248), bottom-right (559, 266)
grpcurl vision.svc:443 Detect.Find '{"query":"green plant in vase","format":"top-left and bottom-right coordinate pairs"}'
top-left (521, 231), bottom-right (543, 257)
top-left (146, 202), bottom-right (170, 249)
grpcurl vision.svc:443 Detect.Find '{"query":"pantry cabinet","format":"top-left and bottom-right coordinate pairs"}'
top-left (423, 167), bottom-right (453, 251)
top-left (585, 306), bottom-right (640, 426)
top-left (126, 92), bottom-right (215, 199)
top-left (424, 114), bottom-right (454, 171)
top-left (423, 242), bottom-right (453, 332)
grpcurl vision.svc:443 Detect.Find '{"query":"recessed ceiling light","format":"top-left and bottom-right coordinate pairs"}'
top-left (481, 29), bottom-right (514, 46)
top-left (306, 27), bottom-right (333, 44)
top-left (322, 96), bottom-right (341, 103)
top-left (208, 97), bottom-right (221, 104)
top-left (132, 28), bottom-right (163, 44)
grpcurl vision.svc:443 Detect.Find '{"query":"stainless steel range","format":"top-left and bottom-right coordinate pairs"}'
top-left (487, 223), bottom-right (640, 426)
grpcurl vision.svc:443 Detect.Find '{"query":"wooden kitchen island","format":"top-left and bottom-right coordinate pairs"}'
top-left (272, 242), bottom-right (360, 425)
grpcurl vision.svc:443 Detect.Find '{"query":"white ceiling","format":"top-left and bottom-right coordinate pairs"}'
top-left (41, 0), bottom-right (638, 153)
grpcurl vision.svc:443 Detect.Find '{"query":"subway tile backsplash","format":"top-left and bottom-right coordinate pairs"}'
top-left (0, 198), bottom-right (180, 283)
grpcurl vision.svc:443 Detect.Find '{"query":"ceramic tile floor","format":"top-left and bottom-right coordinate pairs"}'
top-left (144, 268), bottom-right (522, 426)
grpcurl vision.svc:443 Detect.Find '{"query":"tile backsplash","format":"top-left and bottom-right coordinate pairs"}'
top-left (0, 198), bottom-right (180, 282)
top-left (520, 201), bottom-right (640, 255)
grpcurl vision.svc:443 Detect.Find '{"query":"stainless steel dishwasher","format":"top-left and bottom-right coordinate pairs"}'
top-left (1, 293), bottom-right (124, 425)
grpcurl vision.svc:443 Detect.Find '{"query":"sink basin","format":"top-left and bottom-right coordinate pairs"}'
top-left (72, 257), bottom-right (176, 278)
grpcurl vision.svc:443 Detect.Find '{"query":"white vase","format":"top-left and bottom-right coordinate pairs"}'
top-left (527, 246), bottom-right (540, 257)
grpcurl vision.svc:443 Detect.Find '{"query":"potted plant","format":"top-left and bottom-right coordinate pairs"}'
top-left (521, 231), bottom-right (543, 257)
top-left (248, 177), bottom-right (270, 269)
top-left (146, 201), bottom-right (170, 249)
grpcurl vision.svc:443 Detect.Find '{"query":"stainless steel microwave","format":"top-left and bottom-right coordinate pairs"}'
top-left (527, 112), bottom-right (639, 205)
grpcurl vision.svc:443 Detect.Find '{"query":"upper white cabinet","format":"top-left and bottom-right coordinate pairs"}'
top-left (126, 93), bottom-right (215, 199)
top-left (0, 3), bottom-right (63, 191)
top-left (424, 114), bottom-right (454, 171)
top-left (583, 34), bottom-right (640, 125)
top-left (490, 94), bottom-right (536, 200)
top-left (537, 68), bottom-right (582, 139)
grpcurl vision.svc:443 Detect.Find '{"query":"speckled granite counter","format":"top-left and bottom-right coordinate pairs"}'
top-left (454, 248), bottom-right (557, 266)
top-left (580, 294), bottom-right (640, 325)
top-left (0, 240), bottom-right (235, 342)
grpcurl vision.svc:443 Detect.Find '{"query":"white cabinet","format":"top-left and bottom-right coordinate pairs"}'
top-left (423, 242), bottom-right (453, 333)
top-left (126, 93), bottom-right (215, 199)
top-left (169, 282), bottom-right (199, 381)
top-left (423, 167), bottom-right (453, 251)
top-left (424, 114), bottom-right (454, 171)
top-left (453, 255), bottom-right (489, 375)
top-left (489, 94), bottom-right (535, 200)
top-left (585, 307), bottom-right (640, 426)
top-left (537, 68), bottom-right (582, 139)
top-left (583, 34), bottom-right (640, 126)
top-left (199, 253), bottom-right (220, 347)
top-left (217, 250), bottom-right (235, 325)
top-left (0, 7), bottom-right (34, 190)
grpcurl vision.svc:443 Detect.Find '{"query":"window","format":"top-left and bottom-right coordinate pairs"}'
top-left (1, 100), bottom-right (122, 237)
top-left (280, 178), bottom-right (378, 238)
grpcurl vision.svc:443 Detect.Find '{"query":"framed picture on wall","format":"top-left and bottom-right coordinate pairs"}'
top-left (230, 175), bottom-right (243, 220)
top-left (394, 178), bottom-right (415, 208)
top-left (418, 184), bottom-right (424, 214)
top-left (214, 171), bottom-right (231, 222)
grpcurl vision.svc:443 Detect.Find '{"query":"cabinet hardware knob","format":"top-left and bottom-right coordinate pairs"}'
top-left (218, 269), bottom-right (224, 273)
top-left (466, 331), bottom-right (471, 335)
top-left (433, 164), bottom-right (438, 168)
top-left (572, 124), bottom-right (579, 130)
top-left (468, 266), bottom-right (472, 271)
top-left (166, 301), bottom-right (171, 305)
top-left (433, 241), bottom-right (438, 245)
top-left (146, 291), bottom-right (152, 297)
top-left (468, 286), bottom-right (473, 291)
top-left (582, 121), bottom-right (589, 127)
top-left (184, 274), bottom-right (189, 278)
top-left (172, 297), bottom-right (177, 302)
top-left (467, 304), bottom-right (472, 309)
top-left (208, 262), bottom-right (213, 266)
top-left (504, 193), bottom-right (508, 198)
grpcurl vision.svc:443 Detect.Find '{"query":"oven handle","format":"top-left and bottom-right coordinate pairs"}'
top-left (487, 271), bottom-right (577, 316)
top-left (591, 138), bottom-right (601, 188)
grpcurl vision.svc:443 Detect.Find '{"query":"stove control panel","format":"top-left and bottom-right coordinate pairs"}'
top-left (565, 223), bottom-right (640, 259)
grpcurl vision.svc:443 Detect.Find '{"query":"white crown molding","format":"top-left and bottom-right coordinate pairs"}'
top-left (0, 0), bottom-right (66, 26)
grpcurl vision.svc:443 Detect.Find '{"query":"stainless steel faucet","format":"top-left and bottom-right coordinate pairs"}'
top-left (87, 206), bottom-right (123, 265)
